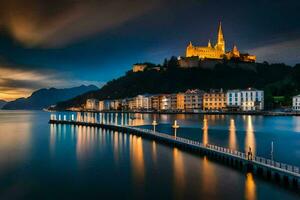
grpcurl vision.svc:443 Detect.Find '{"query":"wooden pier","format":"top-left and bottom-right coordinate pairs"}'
top-left (49, 114), bottom-right (300, 188)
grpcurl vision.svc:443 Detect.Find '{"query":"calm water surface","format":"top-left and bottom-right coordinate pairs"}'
top-left (0, 110), bottom-right (299, 199)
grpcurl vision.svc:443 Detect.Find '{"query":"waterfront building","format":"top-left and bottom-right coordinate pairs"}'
top-left (99, 100), bottom-right (111, 111)
top-left (110, 99), bottom-right (122, 110)
top-left (227, 88), bottom-right (264, 111)
top-left (128, 98), bottom-right (137, 110)
top-left (151, 95), bottom-right (160, 111)
top-left (184, 89), bottom-right (204, 111)
top-left (292, 95), bottom-right (300, 111)
top-left (135, 95), bottom-right (152, 110)
top-left (86, 99), bottom-right (99, 110)
top-left (203, 89), bottom-right (227, 111)
top-left (160, 95), bottom-right (171, 110)
top-left (176, 93), bottom-right (185, 110)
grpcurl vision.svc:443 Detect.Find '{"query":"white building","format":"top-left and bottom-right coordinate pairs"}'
top-left (135, 95), bottom-right (152, 110)
top-left (293, 95), bottom-right (300, 111)
top-left (227, 88), bottom-right (264, 111)
top-left (86, 99), bottom-right (99, 110)
top-left (160, 95), bottom-right (171, 110)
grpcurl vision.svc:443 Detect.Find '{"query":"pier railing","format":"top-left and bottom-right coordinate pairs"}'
top-left (49, 113), bottom-right (300, 177)
top-left (127, 126), bottom-right (300, 176)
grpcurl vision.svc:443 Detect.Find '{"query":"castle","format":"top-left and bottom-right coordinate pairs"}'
top-left (184, 22), bottom-right (256, 63)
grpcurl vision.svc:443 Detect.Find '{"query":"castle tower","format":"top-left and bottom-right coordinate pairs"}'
top-left (216, 22), bottom-right (225, 53)
top-left (208, 40), bottom-right (212, 48)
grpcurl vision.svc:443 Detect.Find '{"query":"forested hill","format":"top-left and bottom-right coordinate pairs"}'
top-left (55, 62), bottom-right (300, 110)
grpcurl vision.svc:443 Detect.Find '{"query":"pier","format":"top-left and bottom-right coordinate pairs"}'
top-left (49, 113), bottom-right (300, 188)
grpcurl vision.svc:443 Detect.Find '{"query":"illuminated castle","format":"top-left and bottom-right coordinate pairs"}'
top-left (185, 22), bottom-right (256, 62)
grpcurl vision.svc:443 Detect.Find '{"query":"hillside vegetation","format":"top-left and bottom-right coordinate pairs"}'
top-left (55, 60), bottom-right (300, 110)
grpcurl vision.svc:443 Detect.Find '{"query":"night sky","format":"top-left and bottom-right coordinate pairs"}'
top-left (0, 0), bottom-right (299, 101)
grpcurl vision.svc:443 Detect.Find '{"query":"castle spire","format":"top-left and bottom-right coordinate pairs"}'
top-left (216, 21), bottom-right (225, 53)
top-left (208, 39), bottom-right (212, 48)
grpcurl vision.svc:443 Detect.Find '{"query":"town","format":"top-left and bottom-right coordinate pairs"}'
top-left (85, 88), bottom-right (265, 112)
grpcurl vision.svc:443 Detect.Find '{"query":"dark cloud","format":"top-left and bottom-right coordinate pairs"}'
top-left (0, 62), bottom-right (103, 100)
top-left (0, 0), bottom-right (160, 47)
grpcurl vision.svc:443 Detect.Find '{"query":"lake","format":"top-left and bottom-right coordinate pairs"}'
top-left (0, 110), bottom-right (299, 199)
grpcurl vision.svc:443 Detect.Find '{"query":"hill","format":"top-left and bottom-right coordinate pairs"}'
top-left (2, 85), bottom-right (98, 110)
top-left (54, 61), bottom-right (300, 110)
top-left (0, 100), bottom-right (6, 109)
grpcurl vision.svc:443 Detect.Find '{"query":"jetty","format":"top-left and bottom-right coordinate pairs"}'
top-left (49, 113), bottom-right (300, 188)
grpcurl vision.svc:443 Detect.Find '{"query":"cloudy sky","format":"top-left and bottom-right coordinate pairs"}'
top-left (0, 0), bottom-right (299, 101)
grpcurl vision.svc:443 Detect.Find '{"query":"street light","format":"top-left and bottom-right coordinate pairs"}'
top-left (152, 120), bottom-right (158, 133)
top-left (172, 120), bottom-right (180, 138)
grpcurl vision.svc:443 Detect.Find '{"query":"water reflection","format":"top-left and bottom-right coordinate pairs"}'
top-left (201, 156), bottom-right (216, 194)
top-left (173, 148), bottom-right (185, 197)
top-left (152, 141), bottom-right (157, 166)
top-left (130, 113), bottom-right (145, 126)
top-left (0, 117), bottom-right (32, 171)
top-left (245, 116), bottom-right (256, 155)
top-left (245, 173), bottom-right (256, 200)
top-left (130, 135), bottom-right (145, 185)
top-left (229, 119), bottom-right (237, 150)
top-left (202, 118), bottom-right (208, 145)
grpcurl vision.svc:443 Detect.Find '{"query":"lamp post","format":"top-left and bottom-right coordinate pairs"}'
top-left (172, 120), bottom-right (180, 138)
top-left (152, 120), bottom-right (158, 133)
top-left (271, 141), bottom-right (274, 161)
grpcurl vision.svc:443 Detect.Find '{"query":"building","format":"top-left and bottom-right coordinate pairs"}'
top-left (86, 99), bottom-right (99, 110)
top-left (185, 22), bottom-right (256, 62)
top-left (225, 45), bottom-right (256, 63)
top-left (176, 93), bottom-right (185, 110)
top-left (128, 98), bottom-right (137, 110)
top-left (99, 100), bottom-right (111, 111)
top-left (160, 95), bottom-right (171, 110)
top-left (203, 89), bottom-right (227, 111)
top-left (292, 95), bottom-right (300, 111)
top-left (135, 95), bottom-right (152, 110)
top-left (132, 64), bottom-right (147, 72)
top-left (184, 89), bottom-right (204, 111)
top-left (227, 88), bottom-right (264, 111)
top-left (186, 22), bottom-right (225, 59)
top-left (151, 95), bottom-right (160, 111)
top-left (110, 99), bottom-right (122, 110)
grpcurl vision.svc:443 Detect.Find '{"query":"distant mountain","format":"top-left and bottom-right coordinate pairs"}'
top-left (2, 85), bottom-right (98, 110)
top-left (0, 100), bottom-right (6, 109)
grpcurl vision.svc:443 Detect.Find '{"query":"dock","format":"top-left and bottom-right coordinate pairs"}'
top-left (49, 113), bottom-right (300, 188)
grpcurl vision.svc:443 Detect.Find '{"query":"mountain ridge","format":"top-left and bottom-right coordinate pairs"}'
top-left (2, 85), bottom-right (98, 110)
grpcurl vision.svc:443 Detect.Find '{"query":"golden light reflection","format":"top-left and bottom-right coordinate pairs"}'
top-left (76, 125), bottom-right (96, 162)
top-left (201, 156), bottom-right (216, 194)
top-left (152, 141), bottom-right (157, 166)
top-left (130, 135), bottom-right (145, 184)
top-left (131, 113), bottom-right (145, 126)
top-left (0, 117), bottom-right (32, 170)
top-left (50, 124), bottom-right (57, 155)
top-left (229, 119), bottom-right (237, 150)
top-left (173, 148), bottom-right (185, 197)
top-left (245, 116), bottom-right (256, 155)
top-left (113, 131), bottom-right (119, 164)
top-left (202, 118), bottom-right (208, 145)
top-left (245, 173), bottom-right (256, 200)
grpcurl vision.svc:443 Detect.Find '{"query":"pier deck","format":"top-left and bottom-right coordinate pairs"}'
top-left (49, 119), bottom-right (300, 187)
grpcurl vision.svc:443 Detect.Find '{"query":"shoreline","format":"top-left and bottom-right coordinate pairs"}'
top-left (47, 109), bottom-right (300, 116)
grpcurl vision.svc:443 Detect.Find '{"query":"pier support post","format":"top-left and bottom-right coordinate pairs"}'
top-left (115, 113), bottom-right (118, 125)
